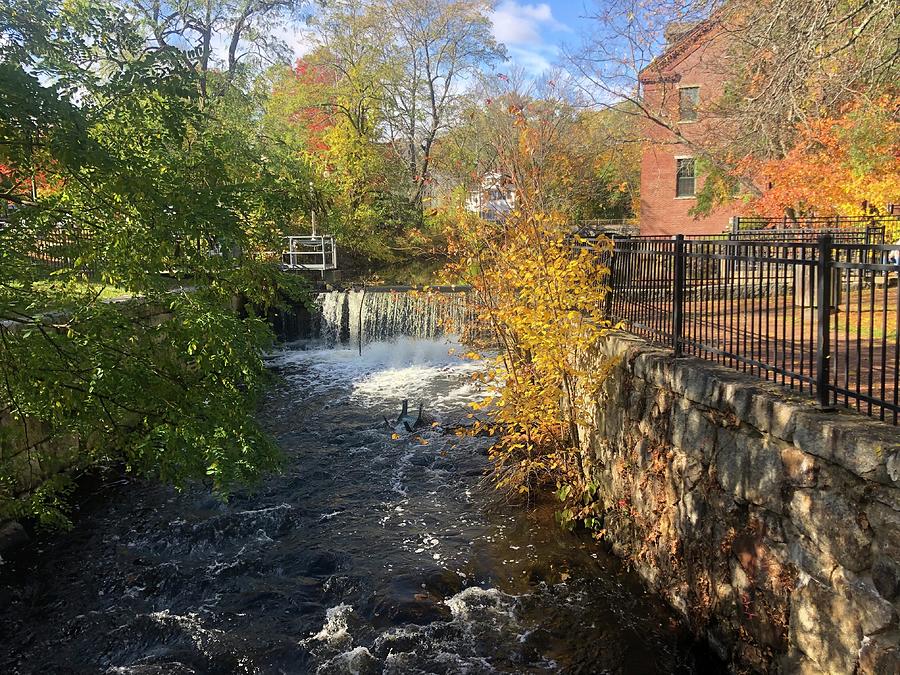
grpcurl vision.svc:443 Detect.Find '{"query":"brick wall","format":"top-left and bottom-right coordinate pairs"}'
top-left (639, 22), bottom-right (739, 236)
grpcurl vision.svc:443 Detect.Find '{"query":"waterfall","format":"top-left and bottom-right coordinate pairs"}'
top-left (314, 288), bottom-right (470, 348)
top-left (317, 290), bottom-right (347, 345)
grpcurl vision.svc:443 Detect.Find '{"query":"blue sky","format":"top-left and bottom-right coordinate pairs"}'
top-left (488, 1), bottom-right (596, 75)
top-left (279, 2), bottom-right (598, 77)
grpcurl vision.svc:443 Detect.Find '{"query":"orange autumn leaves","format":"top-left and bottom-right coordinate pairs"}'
top-left (744, 96), bottom-right (899, 218)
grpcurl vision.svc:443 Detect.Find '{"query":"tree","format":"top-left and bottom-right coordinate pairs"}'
top-left (264, 0), bottom-right (505, 271)
top-left (430, 72), bottom-right (641, 222)
top-left (741, 96), bottom-right (900, 219)
top-left (126, 0), bottom-right (308, 99)
top-left (266, 56), bottom-right (417, 266)
top-left (714, 0), bottom-right (898, 160)
top-left (300, 1), bottom-right (390, 139)
top-left (568, 0), bottom-right (898, 215)
top-left (0, 0), bottom-right (311, 525)
top-left (443, 99), bottom-right (613, 511)
top-left (375, 0), bottom-right (506, 216)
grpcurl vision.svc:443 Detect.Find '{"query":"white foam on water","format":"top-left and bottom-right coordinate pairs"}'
top-left (346, 290), bottom-right (364, 347)
top-left (316, 291), bottom-right (347, 346)
top-left (236, 503), bottom-right (293, 516)
top-left (304, 602), bottom-right (354, 647)
top-left (316, 645), bottom-right (375, 675)
top-left (268, 337), bottom-right (486, 413)
top-left (146, 609), bottom-right (225, 656)
top-left (444, 586), bottom-right (517, 622)
top-left (390, 446), bottom-right (417, 496)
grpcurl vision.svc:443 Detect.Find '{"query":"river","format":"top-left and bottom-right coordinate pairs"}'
top-left (1, 295), bottom-right (720, 673)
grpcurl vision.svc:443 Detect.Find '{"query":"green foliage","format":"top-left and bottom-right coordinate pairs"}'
top-left (690, 157), bottom-right (745, 218)
top-left (263, 0), bottom-right (504, 276)
top-left (838, 102), bottom-right (899, 178)
top-left (0, 0), bottom-right (312, 526)
top-left (266, 66), bottom-right (416, 266)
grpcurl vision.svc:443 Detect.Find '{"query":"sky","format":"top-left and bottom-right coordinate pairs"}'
top-left (277, 1), bottom-right (599, 78)
top-left (488, 1), bottom-right (595, 75)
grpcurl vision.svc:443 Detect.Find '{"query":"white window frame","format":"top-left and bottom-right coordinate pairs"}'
top-left (674, 155), bottom-right (696, 199)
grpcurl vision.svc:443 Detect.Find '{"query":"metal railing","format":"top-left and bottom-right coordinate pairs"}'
top-left (575, 218), bottom-right (640, 238)
top-left (4, 223), bottom-right (98, 276)
top-left (731, 214), bottom-right (898, 233)
top-left (281, 235), bottom-right (337, 271)
top-left (637, 225), bottom-right (886, 245)
top-left (606, 235), bottom-right (900, 424)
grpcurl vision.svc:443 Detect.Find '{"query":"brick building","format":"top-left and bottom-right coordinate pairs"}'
top-left (638, 19), bottom-right (737, 235)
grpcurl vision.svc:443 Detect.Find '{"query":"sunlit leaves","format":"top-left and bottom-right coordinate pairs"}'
top-left (744, 96), bottom-right (900, 222)
top-left (0, 0), bottom-right (310, 526)
top-left (446, 150), bottom-right (614, 512)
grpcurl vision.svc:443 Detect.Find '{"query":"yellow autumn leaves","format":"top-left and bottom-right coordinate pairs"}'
top-left (445, 207), bottom-right (614, 501)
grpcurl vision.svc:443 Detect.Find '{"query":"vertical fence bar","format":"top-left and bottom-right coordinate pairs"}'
top-left (672, 234), bottom-right (685, 357)
top-left (816, 234), bottom-right (834, 409)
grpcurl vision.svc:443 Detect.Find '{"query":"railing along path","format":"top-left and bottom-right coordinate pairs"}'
top-left (605, 233), bottom-right (900, 424)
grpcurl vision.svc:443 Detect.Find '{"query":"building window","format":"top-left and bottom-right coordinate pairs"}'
top-left (676, 158), bottom-right (695, 197)
top-left (679, 86), bottom-right (700, 122)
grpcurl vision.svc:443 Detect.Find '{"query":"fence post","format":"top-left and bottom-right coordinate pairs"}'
top-left (815, 234), bottom-right (834, 410)
top-left (604, 241), bottom-right (617, 317)
top-left (672, 234), bottom-right (685, 357)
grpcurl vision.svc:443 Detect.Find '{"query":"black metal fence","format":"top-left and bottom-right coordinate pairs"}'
top-left (32, 228), bottom-right (92, 272)
top-left (606, 234), bottom-right (900, 424)
top-left (0, 220), bottom-right (96, 275)
top-left (731, 214), bottom-right (897, 233)
top-left (637, 224), bottom-right (886, 245)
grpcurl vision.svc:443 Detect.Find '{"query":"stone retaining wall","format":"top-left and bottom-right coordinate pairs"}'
top-left (0, 306), bottom-right (173, 527)
top-left (578, 333), bottom-right (900, 673)
top-left (0, 413), bottom-right (79, 508)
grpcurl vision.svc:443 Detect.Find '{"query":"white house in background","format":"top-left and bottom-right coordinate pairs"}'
top-left (465, 172), bottom-right (516, 222)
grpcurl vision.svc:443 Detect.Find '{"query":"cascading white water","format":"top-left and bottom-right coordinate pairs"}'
top-left (346, 289), bottom-right (364, 347)
top-left (317, 291), bottom-right (347, 345)
top-left (315, 289), bottom-right (470, 348)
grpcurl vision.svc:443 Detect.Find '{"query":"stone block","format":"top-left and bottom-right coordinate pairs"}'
top-left (746, 393), bottom-right (774, 434)
top-left (789, 490), bottom-right (873, 572)
top-left (675, 489), bottom-right (705, 539)
top-left (785, 524), bottom-right (838, 583)
top-left (867, 499), bottom-right (900, 564)
top-left (831, 567), bottom-right (897, 636)
top-left (858, 631), bottom-right (900, 675)
top-left (888, 448), bottom-right (900, 483)
top-left (769, 400), bottom-right (800, 442)
top-left (715, 428), bottom-right (783, 512)
top-left (787, 655), bottom-right (831, 675)
top-left (781, 446), bottom-right (817, 487)
top-left (671, 399), bottom-right (717, 459)
top-left (633, 352), bottom-right (669, 389)
top-left (793, 413), bottom-right (900, 484)
top-left (736, 390), bottom-right (803, 441)
top-left (672, 360), bottom-right (714, 404)
top-left (791, 578), bottom-right (862, 675)
top-left (872, 557), bottom-right (900, 601)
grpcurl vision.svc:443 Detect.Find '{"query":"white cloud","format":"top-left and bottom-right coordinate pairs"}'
top-left (506, 45), bottom-right (554, 74)
top-left (489, 2), bottom-right (569, 46)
